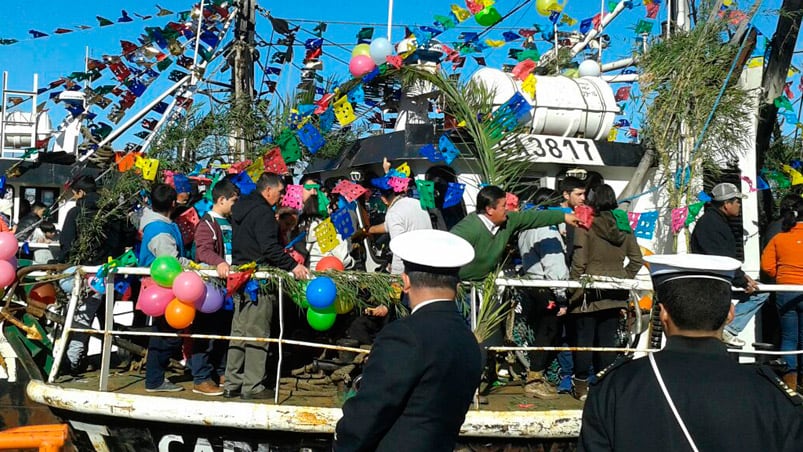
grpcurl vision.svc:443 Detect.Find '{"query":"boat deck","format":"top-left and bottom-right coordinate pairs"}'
top-left (54, 365), bottom-right (584, 411)
top-left (30, 363), bottom-right (584, 439)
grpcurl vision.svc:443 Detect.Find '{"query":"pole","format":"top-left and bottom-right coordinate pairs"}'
top-left (387, 0), bottom-right (394, 41)
top-left (231, 0), bottom-right (256, 160)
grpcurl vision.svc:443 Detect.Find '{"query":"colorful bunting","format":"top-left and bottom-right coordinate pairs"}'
top-left (415, 179), bottom-right (436, 210)
top-left (332, 180), bottom-right (367, 203)
top-left (634, 211), bottom-right (659, 240)
top-left (281, 185), bottom-right (304, 210)
top-left (670, 207), bottom-right (688, 234)
top-left (314, 218), bottom-right (340, 253)
top-left (443, 182), bottom-right (465, 208)
top-left (331, 207), bottom-right (356, 239)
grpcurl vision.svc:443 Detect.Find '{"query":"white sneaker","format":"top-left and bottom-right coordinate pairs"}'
top-left (722, 330), bottom-right (745, 347)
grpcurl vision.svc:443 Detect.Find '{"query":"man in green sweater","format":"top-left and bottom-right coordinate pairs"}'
top-left (451, 185), bottom-right (580, 281)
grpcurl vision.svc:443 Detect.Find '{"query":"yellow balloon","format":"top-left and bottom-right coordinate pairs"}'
top-left (352, 44), bottom-right (371, 58)
top-left (334, 298), bottom-right (354, 315)
top-left (536, 0), bottom-right (563, 16)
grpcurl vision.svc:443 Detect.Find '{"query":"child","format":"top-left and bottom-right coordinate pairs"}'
top-left (139, 184), bottom-right (191, 392)
top-left (31, 222), bottom-right (58, 264)
top-left (190, 179), bottom-right (239, 396)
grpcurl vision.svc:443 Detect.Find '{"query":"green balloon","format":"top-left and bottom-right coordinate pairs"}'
top-left (150, 255), bottom-right (183, 288)
top-left (307, 307), bottom-right (337, 331)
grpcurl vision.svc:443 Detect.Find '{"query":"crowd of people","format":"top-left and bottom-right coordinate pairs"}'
top-left (24, 162), bottom-right (803, 448)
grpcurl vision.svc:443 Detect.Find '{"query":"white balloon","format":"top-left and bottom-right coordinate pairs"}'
top-left (578, 59), bottom-right (601, 77)
top-left (369, 37), bottom-right (394, 65)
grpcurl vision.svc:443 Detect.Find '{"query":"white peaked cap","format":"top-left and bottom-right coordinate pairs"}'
top-left (644, 253), bottom-right (741, 287)
top-left (390, 229), bottom-right (475, 268)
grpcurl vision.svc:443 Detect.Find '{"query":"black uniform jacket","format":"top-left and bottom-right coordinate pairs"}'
top-left (579, 336), bottom-right (803, 452)
top-left (334, 300), bottom-right (483, 452)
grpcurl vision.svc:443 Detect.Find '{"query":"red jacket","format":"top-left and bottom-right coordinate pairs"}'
top-left (194, 212), bottom-right (225, 266)
top-left (761, 223), bottom-right (803, 284)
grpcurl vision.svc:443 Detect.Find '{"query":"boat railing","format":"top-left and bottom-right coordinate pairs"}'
top-left (31, 265), bottom-right (803, 403)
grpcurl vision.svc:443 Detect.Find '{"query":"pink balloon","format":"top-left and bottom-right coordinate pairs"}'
top-left (0, 260), bottom-right (15, 287)
top-left (172, 271), bottom-right (207, 304)
top-left (0, 232), bottom-right (17, 261)
top-left (136, 284), bottom-right (175, 317)
top-left (195, 283), bottom-right (225, 313)
top-left (349, 55), bottom-right (376, 78)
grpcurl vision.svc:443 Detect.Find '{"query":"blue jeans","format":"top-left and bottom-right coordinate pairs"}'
top-left (725, 292), bottom-right (770, 335)
top-left (145, 316), bottom-right (183, 389)
top-left (775, 292), bottom-right (803, 373)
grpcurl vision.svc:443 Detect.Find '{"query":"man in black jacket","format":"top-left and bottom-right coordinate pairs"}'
top-left (222, 172), bottom-right (309, 400)
top-left (335, 230), bottom-right (482, 452)
top-left (15, 201), bottom-right (46, 241)
top-left (579, 254), bottom-right (803, 452)
top-left (690, 182), bottom-right (768, 347)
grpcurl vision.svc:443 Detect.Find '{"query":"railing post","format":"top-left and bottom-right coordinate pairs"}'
top-left (274, 277), bottom-right (284, 405)
top-left (470, 286), bottom-right (478, 332)
top-left (98, 271), bottom-right (115, 391)
top-left (48, 271), bottom-right (81, 383)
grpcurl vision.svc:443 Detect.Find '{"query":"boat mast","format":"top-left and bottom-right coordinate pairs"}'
top-left (231, 0), bottom-right (257, 161)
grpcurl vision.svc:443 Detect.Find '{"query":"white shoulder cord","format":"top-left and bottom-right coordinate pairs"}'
top-left (648, 353), bottom-right (699, 452)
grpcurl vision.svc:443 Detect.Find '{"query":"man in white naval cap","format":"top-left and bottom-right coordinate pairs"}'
top-left (578, 254), bottom-right (803, 452)
top-left (335, 230), bottom-right (483, 452)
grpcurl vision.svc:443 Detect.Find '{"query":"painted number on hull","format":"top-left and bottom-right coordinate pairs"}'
top-left (517, 135), bottom-right (604, 166)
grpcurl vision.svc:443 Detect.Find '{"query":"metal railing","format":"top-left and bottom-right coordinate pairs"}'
top-left (41, 266), bottom-right (803, 405)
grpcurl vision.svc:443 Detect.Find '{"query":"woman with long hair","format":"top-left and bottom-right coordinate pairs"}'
top-left (298, 177), bottom-right (354, 270)
top-left (761, 196), bottom-right (803, 390)
top-left (569, 184), bottom-right (642, 400)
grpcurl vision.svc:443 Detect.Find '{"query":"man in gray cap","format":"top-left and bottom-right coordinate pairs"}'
top-left (578, 254), bottom-right (803, 452)
top-left (690, 182), bottom-right (768, 347)
top-left (334, 230), bottom-right (482, 452)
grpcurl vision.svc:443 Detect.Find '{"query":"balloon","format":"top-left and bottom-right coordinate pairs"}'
top-left (334, 298), bottom-right (354, 315)
top-left (536, 0), bottom-right (563, 16)
top-left (0, 232), bottom-right (16, 261)
top-left (195, 283), bottom-right (225, 313)
top-left (316, 256), bottom-right (345, 272)
top-left (28, 283), bottom-right (57, 305)
top-left (369, 37), bottom-right (393, 65)
top-left (172, 271), bottom-right (207, 304)
top-left (0, 260), bottom-right (15, 287)
top-left (6, 256), bottom-right (17, 269)
top-left (165, 298), bottom-right (196, 329)
top-left (307, 307), bottom-right (337, 331)
top-left (349, 55), bottom-right (376, 78)
top-left (136, 284), bottom-right (175, 317)
top-left (150, 255), bottom-right (183, 288)
top-left (578, 59), bottom-right (601, 77)
top-left (305, 276), bottom-right (337, 309)
top-left (475, 6), bottom-right (502, 27)
top-left (351, 43), bottom-right (371, 57)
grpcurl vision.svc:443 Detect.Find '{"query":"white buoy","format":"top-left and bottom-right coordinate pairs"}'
top-left (578, 59), bottom-right (602, 77)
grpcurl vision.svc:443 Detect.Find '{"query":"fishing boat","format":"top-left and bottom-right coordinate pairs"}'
top-left (0, 1), bottom-right (786, 450)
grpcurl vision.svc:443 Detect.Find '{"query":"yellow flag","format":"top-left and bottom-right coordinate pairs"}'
top-left (314, 218), bottom-right (340, 254)
top-left (246, 157), bottom-right (264, 182)
top-left (480, 0), bottom-right (495, 6)
top-left (451, 4), bottom-right (471, 22)
top-left (521, 73), bottom-right (537, 99)
top-left (607, 127), bottom-right (618, 142)
top-left (747, 57), bottom-right (763, 68)
top-left (485, 39), bottom-right (506, 48)
top-left (560, 14), bottom-right (577, 26)
top-left (138, 158), bottom-right (159, 181)
top-left (332, 96), bottom-right (356, 126)
top-left (396, 162), bottom-right (411, 177)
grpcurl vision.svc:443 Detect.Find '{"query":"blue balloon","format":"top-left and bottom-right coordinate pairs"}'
top-left (305, 277), bottom-right (337, 309)
top-left (369, 37), bottom-right (393, 65)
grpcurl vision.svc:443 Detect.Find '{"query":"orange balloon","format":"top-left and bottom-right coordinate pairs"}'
top-left (164, 298), bottom-right (196, 329)
top-left (638, 294), bottom-right (653, 311)
top-left (316, 256), bottom-right (345, 272)
top-left (28, 283), bottom-right (57, 305)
